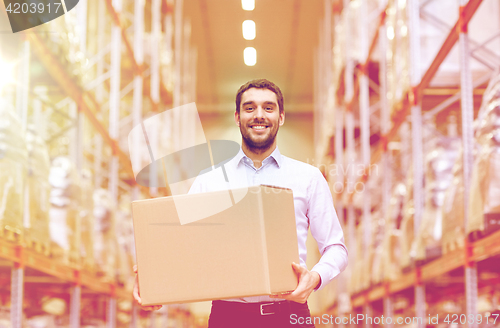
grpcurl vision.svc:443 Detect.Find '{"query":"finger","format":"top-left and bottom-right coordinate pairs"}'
top-left (291, 262), bottom-right (306, 274)
top-left (133, 287), bottom-right (142, 305)
top-left (133, 279), bottom-right (142, 305)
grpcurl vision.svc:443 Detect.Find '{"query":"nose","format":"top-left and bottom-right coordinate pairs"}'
top-left (253, 106), bottom-right (265, 120)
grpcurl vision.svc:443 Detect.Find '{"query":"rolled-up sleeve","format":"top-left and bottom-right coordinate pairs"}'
top-left (308, 169), bottom-right (348, 290)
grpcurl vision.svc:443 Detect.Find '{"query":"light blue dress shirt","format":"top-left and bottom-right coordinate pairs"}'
top-left (189, 146), bottom-right (348, 303)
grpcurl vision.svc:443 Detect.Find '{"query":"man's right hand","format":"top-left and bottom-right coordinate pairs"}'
top-left (133, 265), bottom-right (163, 311)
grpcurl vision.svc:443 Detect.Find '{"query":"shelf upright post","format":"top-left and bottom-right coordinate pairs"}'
top-left (171, 0), bottom-right (183, 195)
top-left (16, 40), bottom-right (30, 132)
top-left (94, 0), bottom-right (107, 190)
top-left (70, 284), bottom-right (81, 328)
top-left (181, 19), bottom-right (191, 180)
top-left (12, 39), bottom-right (28, 328)
top-left (148, 0), bottom-right (162, 195)
top-left (75, 0), bottom-right (88, 173)
top-left (107, 0), bottom-right (122, 325)
top-left (183, 20), bottom-right (191, 106)
top-left (108, 0), bottom-right (122, 203)
top-left (174, 0), bottom-right (183, 110)
top-left (130, 304), bottom-right (138, 328)
top-left (334, 17), bottom-right (346, 328)
top-left (151, 0), bottom-right (161, 109)
top-left (378, 0), bottom-right (393, 325)
top-left (69, 99), bottom-right (82, 328)
top-left (457, 0), bottom-right (478, 326)
top-left (343, 2), bottom-right (357, 323)
top-left (358, 0), bottom-right (372, 324)
top-left (132, 0), bottom-right (145, 204)
top-left (107, 297), bottom-right (117, 328)
top-left (407, 0), bottom-right (425, 326)
top-left (11, 259), bottom-right (23, 328)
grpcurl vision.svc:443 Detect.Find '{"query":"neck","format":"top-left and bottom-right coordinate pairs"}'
top-left (241, 142), bottom-right (277, 169)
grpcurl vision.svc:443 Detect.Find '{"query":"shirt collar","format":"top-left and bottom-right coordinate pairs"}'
top-left (234, 146), bottom-right (283, 169)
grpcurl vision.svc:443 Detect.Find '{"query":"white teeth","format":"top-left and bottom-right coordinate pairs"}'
top-left (252, 126), bottom-right (267, 130)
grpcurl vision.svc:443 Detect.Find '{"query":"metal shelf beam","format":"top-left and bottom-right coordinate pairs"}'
top-left (335, 230), bottom-right (500, 310)
top-left (0, 239), bottom-right (131, 300)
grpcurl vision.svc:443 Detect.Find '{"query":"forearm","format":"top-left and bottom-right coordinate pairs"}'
top-left (311, 244), bottom-right (348, 290)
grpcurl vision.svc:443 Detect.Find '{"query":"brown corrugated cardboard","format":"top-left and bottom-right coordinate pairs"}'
top-left (132, 185), bottom-right (300, 305)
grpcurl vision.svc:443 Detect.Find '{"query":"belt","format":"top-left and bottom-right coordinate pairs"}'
top-left (213, 300), bottom-right (306, 316)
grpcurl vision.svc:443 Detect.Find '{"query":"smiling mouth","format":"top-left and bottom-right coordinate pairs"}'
top-left (251, 125), bottom-right (269, 130)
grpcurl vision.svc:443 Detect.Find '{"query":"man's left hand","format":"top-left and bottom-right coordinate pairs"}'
top-left (270, 262), bottom-right (321, 304)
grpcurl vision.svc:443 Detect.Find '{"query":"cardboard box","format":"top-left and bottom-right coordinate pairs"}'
top-left (132, 185), bottom-right (300, 305)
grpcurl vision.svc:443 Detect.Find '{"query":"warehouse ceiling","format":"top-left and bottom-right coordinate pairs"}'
top-left (184, 0), bottom-right (323, 114)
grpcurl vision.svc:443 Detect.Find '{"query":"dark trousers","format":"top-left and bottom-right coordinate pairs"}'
top-left (207, 300), bottom-right (316, 328)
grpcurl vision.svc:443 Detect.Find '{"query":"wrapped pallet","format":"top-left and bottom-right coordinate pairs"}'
top-left (399, 170), bottom-right (415, 271)
top-left (468, 73), bottom-right (500, 239)
top-left (116, 194), bottom-right (134, 287)
top-left (0, 105), bottom-right (27, 242)
top-left (414, 137), bottom-right (460, 264)
top-left (48, 157), bottom-right (81, 264)
top-left (369, 209), bottom-right (385, 286)
top-left (441, 150), bottom-right (466, 254)
top-left (381, 183), bottom-right (406, 282)
top-left (80, 169), bottom-right (95, 270)
top-left (348, 220), bottom-right (364, 295)
top-left (25, 124), bottom-right (51, 255)
top-left (93, 189), bottom-right (117, 280)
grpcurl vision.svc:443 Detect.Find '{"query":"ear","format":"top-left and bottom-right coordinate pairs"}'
top-left (234, 111), bottom-right (240, 127)
top-left (279, 111), bottom-right (285, 126)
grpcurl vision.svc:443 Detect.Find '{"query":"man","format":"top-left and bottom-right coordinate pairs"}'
top-left (133, 79), bottom-right (348, 327)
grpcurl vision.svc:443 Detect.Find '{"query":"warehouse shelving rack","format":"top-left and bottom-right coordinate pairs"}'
top-left (314, 0), bottom-right (499, 327)
top-left (1, 0), bottom-right (197, 327)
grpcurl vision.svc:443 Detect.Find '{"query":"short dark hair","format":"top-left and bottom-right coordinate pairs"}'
top-left (235, 79), bottom-right (284, 114)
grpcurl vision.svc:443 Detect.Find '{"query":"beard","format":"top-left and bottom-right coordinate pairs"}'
top-left (239, 119), bottom-right (279, 154)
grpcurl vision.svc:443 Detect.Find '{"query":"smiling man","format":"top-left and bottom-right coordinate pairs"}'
top-left (133, 79), bottom-right (348, 328)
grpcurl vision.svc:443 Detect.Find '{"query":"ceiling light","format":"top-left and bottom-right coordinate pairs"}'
top-left (387, 26), bottom-right (395, 40)
top-left (242, 20), bottom-right (256, 40)
top-left (0, 60), bottom-right (16, 92)
top-left (244, 47), bottom-right (256, 66)
top-left (241, 0), bottom-right (255, 11)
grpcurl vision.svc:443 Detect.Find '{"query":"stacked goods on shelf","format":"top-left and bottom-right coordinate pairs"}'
top-left (36, 8), bottom-right (87, 87)
top-left (0, 105), bottom-right (28, 242)
top-left (369, 208), bottom-right (385, 286)
top-left (381, 183), bottom-right (405, 281)
top-left (116, 195), bottom-right (134, 288)
top-left (80, 169), bottom-right (95, 270)
top-left (414, 137), bottom-right (460, 264)
top-left (48, 157), bottom-right (82, 264)
top-left (468, 73), bottom-right (500, 240)
top-left (350, 220), bottom-right (367, 294)
top-left (25, 124), bottom-right (51, 255)
top-left (385, 0), bottom-right (409, 114)
top-left (93, 189), bottom-right (117, 280)
top-left (442, 148), bottom-right (466, 254)
top-left (348, 221), bottom-right (361, 295)
top-left (399, 169), bottom-right (415, 271)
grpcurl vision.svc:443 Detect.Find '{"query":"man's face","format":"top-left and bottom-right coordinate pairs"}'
top-left (235, 88), bottom-right (285, 152)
